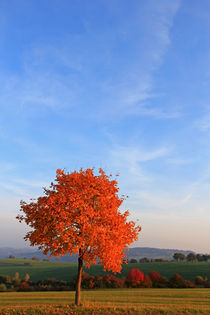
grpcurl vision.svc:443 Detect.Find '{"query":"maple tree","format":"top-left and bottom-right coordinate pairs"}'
top-left (17, 168), bottom-right (141, 305)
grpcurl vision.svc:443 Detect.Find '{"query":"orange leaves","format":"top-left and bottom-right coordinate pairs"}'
top-left (17, 168), bottom-right (141, 273)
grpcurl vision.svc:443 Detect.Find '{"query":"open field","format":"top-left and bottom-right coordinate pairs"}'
top-left (0, 259), bottom-right (210, 282)
top-left (0, 289), bottom-right (210, 314)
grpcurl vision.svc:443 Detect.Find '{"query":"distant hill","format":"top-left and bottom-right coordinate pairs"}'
top-left (127, 247), bottom-right (194, 260)
top-left (0, 247), bottom-right (196, 262)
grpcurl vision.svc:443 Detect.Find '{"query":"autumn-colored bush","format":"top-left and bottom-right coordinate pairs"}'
top-left (81, 272), bottom-right (95, 289)
top-left (19, 281), bottom-right (29, 291)
top-left (148, 270), bottom-right (169, 288)
top-left (0, 283), bottom-right (7, 292)
top-left (32, 257), bottom-right (39, 261)
top-left (0, 275), bottom-right (12, 284)
top-left (142, 275), bottom-right (153, 288)
top-left (126, 268), bottom-right (144, 288)
top-left (195, 275), bottom-right (205, 285)
top-left (169, 273), bottom-right (188, 288)
top-left (127, 268), bottom-right (144, 282)
top-left (184, 280), bottom-right (195, 288)
top-left (149, 270), bottom-right (162, 282)
top-left (103, 274), bottom-right (125, 288)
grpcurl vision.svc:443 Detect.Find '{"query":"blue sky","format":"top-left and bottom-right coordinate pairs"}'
top-left (1, 0), bottom-right (210, 253)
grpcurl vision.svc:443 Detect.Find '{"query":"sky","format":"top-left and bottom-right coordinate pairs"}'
top-left (0, 0), bottom-right (210, 253)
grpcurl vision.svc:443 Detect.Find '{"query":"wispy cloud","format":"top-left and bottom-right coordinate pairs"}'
top-left (108, 144), bottom-right (171, 188)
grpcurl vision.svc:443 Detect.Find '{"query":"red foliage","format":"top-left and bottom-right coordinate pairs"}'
top-left (142, 275), bottom-right (153, 288)
top-left (127, 268), bottom-right (144, 282)
top-left (17, 168), bottom-right (141, 274)
top-left (149, 270), bottom-right (162, 282)
top-left (19, 281), bottom-right (29, 290)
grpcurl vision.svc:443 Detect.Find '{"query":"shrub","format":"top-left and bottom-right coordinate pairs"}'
top-left (81, 272), bottom-right (95, 289)
top-left (0, 275), bottom-right (12, 284)
top-left (19, 281), bottom-right (29, 291)
top-left (127, 268), bottom-right (144, 282)
top-left (185, 280), bottom-right (195, 288)
top-left (149, 270), bottom-right (169, 288)
top-left (170, 273), bottom-right (187, 288)
top-left (149, 270), bottom-right (162, 282)
top-left (195, 276), bottom-right (205, 286)
top-left (126, 268), bottom-right (144, 288)
top-left (25, 273), bottom-right (30, 281)
top-left (32, 257), bottom-right (39, 261)
top-left (0, 283), bottom-right (7, 292)
top-left (103, 274), bottom-right (124, 288)
top-left (142, 275), bottom-right (153, 288)
top-left (204, 279), bottom-right (210, 288)
top-left (94, 276), bottom-right (104, 288)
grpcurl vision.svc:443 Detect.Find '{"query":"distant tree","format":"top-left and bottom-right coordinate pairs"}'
top-left (196, 254), bottom-right (203, 262)
top-left (32, 257), bottom-right (39, 261)
top-left (139, 257), bottom-right (150, 263)
top-left (8, 255), bottom-right (15, 259)
top-left (187, 253), bottom-right (196, 262)
top-left (129, 258), bottom-right (138, 263)
top-left (173, 253), bottom-right (186, 261)
top-left (17, 168), bottom-right (141, 306)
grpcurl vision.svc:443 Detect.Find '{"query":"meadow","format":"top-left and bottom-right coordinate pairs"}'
top-left (0, 289), bottom-right (210, 314)
top-left (0, 259), bottom-right (210, 282)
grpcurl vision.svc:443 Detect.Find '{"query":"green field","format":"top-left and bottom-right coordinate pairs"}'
top-left (0, 259), bottom-right (210, 282)
top-left (0, 289), bottom-right (210, 314)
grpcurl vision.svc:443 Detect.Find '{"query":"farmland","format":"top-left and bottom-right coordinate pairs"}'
top-left (0, 289), bottom-right (210, 314)
top-left (0, 259), bottom-right (210, 282)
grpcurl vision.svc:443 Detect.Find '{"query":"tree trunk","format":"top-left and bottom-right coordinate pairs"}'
top-left (75, 249), bottom-right (83, 306)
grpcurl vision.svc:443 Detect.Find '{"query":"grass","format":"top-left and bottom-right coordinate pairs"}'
top-left (0, 289), bottom-right (210, 314)
top-left (0, 259), bottom-right (210, 282)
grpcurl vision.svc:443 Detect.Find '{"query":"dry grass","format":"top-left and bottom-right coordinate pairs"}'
top-left (0, 288), bottom-right (210, 314)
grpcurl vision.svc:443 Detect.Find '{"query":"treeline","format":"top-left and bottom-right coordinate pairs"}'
top-left (173, 253), bottom-right (210, 262)
top-left (128, 253), bottom-right (210, 263)
top-left (1, 268), bottom-right (210, 292)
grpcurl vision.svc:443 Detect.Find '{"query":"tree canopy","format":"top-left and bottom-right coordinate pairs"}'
top-left (17, 168), bottom-right (141, 305)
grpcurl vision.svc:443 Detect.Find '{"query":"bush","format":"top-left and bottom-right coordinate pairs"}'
top-left (25, 273), bottom-right (30, 282)
top-left (142, 275), bottom-right (153, 288)
top-left (127, 268), bottom-right (144, 282)
top-left (0, 275), bottom-right (12, 284)
top-left (19, 281), bottom-right (29, 291)
top-left (103, 274), bottom-right (124, 288)
top-left (81, 272), bottom-right (95, 289)
top-left (185, 280), bottom-right (195, 288)
top-left (32, 257), bottom-right (39, 261)
top-left (149, 270), bottom-right (162, 282)
top-left (195, 276), bottom-right (205, 286)
top-left (149, 270), bottom-right (169, 288)
top-left (0, 283), bottom-right (7, 292)
top-left (170, 273), bottom-right (187, 288)
top-left (126, 268), bottom-right (144, 288)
